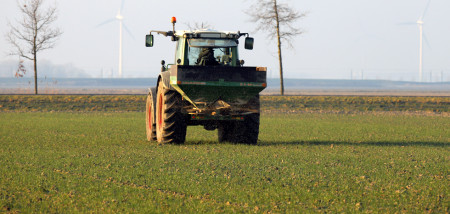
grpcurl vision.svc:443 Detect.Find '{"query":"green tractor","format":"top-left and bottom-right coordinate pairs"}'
top-left (145, 17), bottom-right (267, 145)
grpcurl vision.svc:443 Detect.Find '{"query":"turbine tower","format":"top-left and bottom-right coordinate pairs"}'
top-left (417, 17), bottom-right (423, 82)
top-left (116, 7), bottom-right (124, 78)
top-left (97, 0), bottom-right (132, 78)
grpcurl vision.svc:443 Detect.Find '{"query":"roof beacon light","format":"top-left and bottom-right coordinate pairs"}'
top-left (171, 17), bottom-right (177, 41)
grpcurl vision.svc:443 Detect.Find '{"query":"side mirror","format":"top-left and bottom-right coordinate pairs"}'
top-left (145, 35), bottom-right (154, 47)
top-left (245, 37), bottom-right (254, 50)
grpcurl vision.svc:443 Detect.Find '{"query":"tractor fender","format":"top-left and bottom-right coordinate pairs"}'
top-left (156, 71), bottom-right (173, 91)
top-left (148, 87), bottom-right (157, 105)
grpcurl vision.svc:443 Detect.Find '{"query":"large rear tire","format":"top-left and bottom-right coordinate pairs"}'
top-left (218, 121), bottom-right (234, 142)
top-left (145, 88), bottom-right (157, 141)
top-left (156, 81), bottom-right (187, 144)
top-left (242, 113), bottom-right (260, 145)
top-left (218, 114), bottom-right (260, 145)
top-left (218, 96), bottom-right (260, 145)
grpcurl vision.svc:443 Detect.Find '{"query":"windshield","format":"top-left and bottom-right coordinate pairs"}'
top-left (188, 38), bottom-right (237, 48)
top-left (187, 47), bottom-right (234, 66)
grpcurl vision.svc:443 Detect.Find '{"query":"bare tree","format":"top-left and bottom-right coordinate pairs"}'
top-left (6, 0), bottom-right (62, 94)
top-left (246, 0), bottom-right (306, 95)
top-left (185, 22), bottom-right (213, 31)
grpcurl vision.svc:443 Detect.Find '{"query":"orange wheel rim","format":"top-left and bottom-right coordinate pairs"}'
top-left (158, 93), bottom-right (163, 131)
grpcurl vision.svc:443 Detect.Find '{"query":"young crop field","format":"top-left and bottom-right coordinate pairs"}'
top-left (0, 95), bottom-right (448, 213)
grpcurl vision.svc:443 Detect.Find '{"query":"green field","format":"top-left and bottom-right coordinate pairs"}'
top-left (0, 95), bottom-right (449, 212)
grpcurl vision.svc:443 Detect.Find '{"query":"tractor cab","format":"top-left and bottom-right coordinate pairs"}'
top-left (146, 28), bottom-right (254, 68)
top-left (174, 30), bottom-right (245, 67)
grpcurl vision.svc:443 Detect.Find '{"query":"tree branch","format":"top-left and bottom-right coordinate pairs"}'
top-left (246, 0), bottom-right (305, 49)
top-left (6, 0), bottom-right (62, 58)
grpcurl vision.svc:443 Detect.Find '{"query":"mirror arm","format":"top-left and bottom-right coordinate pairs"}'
top-left (150, 30), bottom-right (174, 37)
top-left (238, 32), bottom-right (249, 38)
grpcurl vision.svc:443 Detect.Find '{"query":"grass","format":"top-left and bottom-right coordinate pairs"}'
top-left (1, 110), bottom-right (448, 213)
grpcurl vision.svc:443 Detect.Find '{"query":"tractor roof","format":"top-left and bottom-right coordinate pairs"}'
top-left (174, 29), bottom-right (242, 39)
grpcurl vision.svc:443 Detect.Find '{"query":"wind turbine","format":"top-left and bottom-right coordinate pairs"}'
top-left (399, 0), bottom-right (432, 82)
top-left (416, 0), bottom-right (432, 82)
top-left (97, 0), bottom-right (133, 78)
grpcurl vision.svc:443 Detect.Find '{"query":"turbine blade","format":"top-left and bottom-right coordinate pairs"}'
top-left (123, 24), bottom-right (135, 40)
top-left (397, 22), bottom-right (416, 26)
top-left (422, 0), bottom-right (432, 20)
top-left (96, 19), bottom-right (116, 28)
top-left (120, 0), bottom-right (125, 13)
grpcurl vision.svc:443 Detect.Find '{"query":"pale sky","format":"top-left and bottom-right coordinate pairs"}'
top-left (1, 0), bottom-right (449, 81)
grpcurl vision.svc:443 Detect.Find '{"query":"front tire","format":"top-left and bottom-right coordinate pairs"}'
top-left (155, 81), bottom-right (187, 144)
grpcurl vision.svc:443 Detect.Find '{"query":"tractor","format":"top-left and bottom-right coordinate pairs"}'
top-left (145, 17), bottom-right (267, 144)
